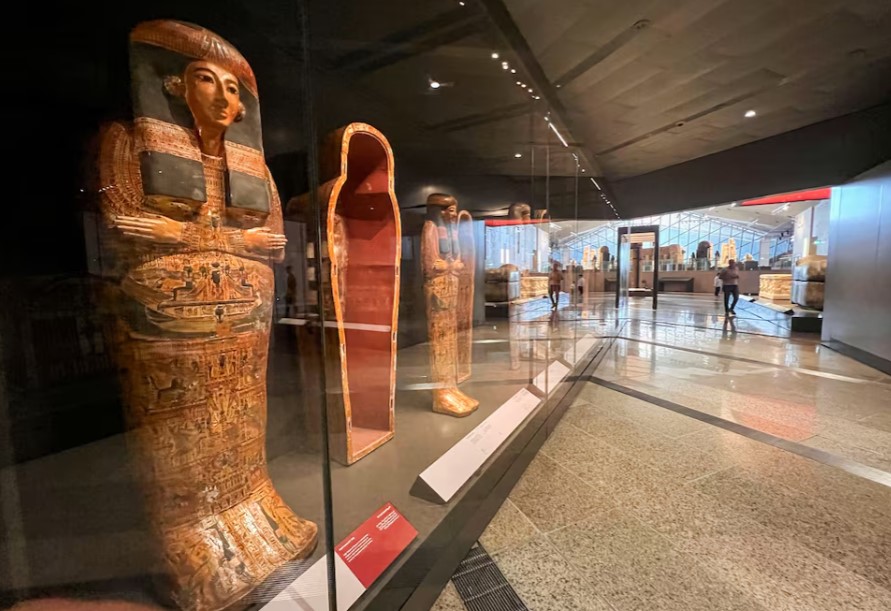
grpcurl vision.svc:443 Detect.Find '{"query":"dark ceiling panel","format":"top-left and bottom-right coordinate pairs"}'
top-left (503, 0), bottom-right (891, 194)
top-left (609, 103), bottom-right (891, 218)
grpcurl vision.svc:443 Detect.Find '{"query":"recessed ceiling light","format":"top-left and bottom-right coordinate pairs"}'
top-left (527, 87), bottom-right (533, 92)
top-left (516, 80), bottom-right (522, 85)
top-left (458, 1), bottom-right (466, 5)
top-left (744, 109), bottom-right (757, 118)
top-left (491, 52), bottom-right (500, 60)
top-left (429, 80), bottom-right (441, 89)
top-left (514, 153), bottom-right (523, 158)
top-left (533, 95), bottom-right (540, 99)
top-left (510, 68), bottom-right (517, 74)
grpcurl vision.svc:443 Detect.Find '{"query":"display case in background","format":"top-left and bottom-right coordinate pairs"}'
top-left (3, 1), bottom-right (612, 610)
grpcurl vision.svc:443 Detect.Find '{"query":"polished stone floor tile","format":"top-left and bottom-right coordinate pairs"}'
top-left (682, 521), bottom-right (891, 611)
top-left (562, 400), bottom-right (663, 448)
top-left (734, 449), bottom-right (891, 523)
top-left (507, 453), bottom-right (615, 532)
top-left (693, 468), bottom-right (891, 591)
top-left (547, 509), bottom-right (766, 611)
top-left (492, 535), bottom-right (613, 611)
top-left (478, 498), bottom-right (539, 555)
top-left (576, 385), bottom-right (708, 438)
top-left (484, 295), bottom-right (891, 611)
top-left (430, 581), bottom-right (466, 611)
top-left (801, 434), bottom-right (891, 472)
top-left (859, 409), bottom-right (891, 434)
top-left (539, 420), bottom-right (628, 468)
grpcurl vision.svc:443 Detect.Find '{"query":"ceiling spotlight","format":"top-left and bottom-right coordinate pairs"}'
top-left (491, 52), bottom-right (500, 60)
top-left (458, 1), bottom-right (465, 5)
top-left (581, 168), bottom-right (586, 173)
top-left (510, 68), bottom-right (517, 74)
top-left (527, 87), bottom-right (533, 92)
top-left (533, 95), bottom-right (541, 99)
top-left (744, 109), bottom-right (757, 118)
top-left (514, 153), bottom-right (523, 158)
top-left (501, 61), bottom-right (509, 70)
top-left (429, 80), bottom-right (441, 89)
top-left (516, 80), bottom-right (522, 85)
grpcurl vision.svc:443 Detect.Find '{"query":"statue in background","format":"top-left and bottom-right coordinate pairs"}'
top-left (97, 20), bottom-right (316, 610)
top-left (720, 238), bottom-right (738, 267)
top-left (422, 194), bottom-right (479, 417)
top-left (508, 202), bottom-right (532, 221)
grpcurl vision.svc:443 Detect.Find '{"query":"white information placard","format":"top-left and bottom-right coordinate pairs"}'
top-left (261, 553), bottom-right (365, 611)
top-left (533, 360), bottom-right (571, 393)
top-left (418, 388), bottom-right (541, 502)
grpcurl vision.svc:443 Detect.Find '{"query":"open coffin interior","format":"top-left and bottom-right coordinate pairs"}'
top-left (334, 132), bottom-right (398, 460)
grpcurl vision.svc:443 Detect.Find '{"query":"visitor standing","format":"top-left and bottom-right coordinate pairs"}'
top-left (548, 262), bottom-right (563, 309)
top-left (713, 272), bottom-right (722, 297)
top-left (719, 259), bottom-right (740, 316)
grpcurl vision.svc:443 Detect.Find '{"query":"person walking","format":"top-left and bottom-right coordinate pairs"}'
top-left (713, 272), bottom-right (722, 297)
top-left (548, 261), bottom-right (564, 309)
top-left (719, 259), bottom-right (740, 316)
top-left (577, 274), bottom-right (584, 299)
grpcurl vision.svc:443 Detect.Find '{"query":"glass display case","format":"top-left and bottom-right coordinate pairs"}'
top-left (2, 1), bottom-right (610, 610)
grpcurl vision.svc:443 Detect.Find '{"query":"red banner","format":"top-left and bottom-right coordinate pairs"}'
top-left (741, 187), bottom-right (831, 206)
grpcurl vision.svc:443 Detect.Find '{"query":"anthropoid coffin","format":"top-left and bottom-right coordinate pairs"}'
top-left (292, 123), bottom-right (401, 465)
top-left (759, 274), bottom-right (792, 301)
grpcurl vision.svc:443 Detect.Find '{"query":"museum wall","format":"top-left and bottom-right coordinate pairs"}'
top-left (823, 161), bottom-right (891, 363)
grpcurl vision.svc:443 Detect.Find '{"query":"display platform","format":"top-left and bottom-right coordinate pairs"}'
top-left (263, 309), bottom-right (612, 610)
top-left (740, 296), bottom-right (823, 333)
top-left (0, 308), bottom-right (611, 611)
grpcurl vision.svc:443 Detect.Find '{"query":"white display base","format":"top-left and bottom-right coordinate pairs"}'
top-left (416, 388), bottom-right (541, 503)
top-left (279, 318), bottom-right (391, 333)
top-left (533, 360), bottom-right (570, 394)
top-left (564, 334), bottom-right (597, 365)
top-left (262, 553), bottom-right (365, 611)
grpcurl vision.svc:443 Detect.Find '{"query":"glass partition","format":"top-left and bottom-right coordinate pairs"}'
top-left (4, 2), bottom-right (603, 610)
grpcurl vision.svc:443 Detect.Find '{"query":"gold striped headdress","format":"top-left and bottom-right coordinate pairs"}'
top-left (129, 20), bottom-right (269, 222)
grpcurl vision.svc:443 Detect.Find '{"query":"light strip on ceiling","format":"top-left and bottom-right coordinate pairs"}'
top-left (548, 122), bottom-right (569, 147)
top-left (590, 178), bottom-right (601, 190)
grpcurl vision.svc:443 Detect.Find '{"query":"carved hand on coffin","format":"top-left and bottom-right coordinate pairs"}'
top-left (114, 213), bottom-right (183, 244)
top-left (433, 259), bottom-right (450, 273)
top-left (453, 259), bottom-right (465, 272)
top-left (244, 226), bottom-right (287, 254)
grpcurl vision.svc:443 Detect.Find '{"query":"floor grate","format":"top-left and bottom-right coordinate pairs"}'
top-left (451, 544), bottom-right (528, 611)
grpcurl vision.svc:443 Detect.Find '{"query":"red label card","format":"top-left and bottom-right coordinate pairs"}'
top-left (335, 503), bottom-right (418, 588)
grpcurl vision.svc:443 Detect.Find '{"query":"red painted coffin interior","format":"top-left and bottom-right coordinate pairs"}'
top-left (337, 132), bottom-right (397, 457)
